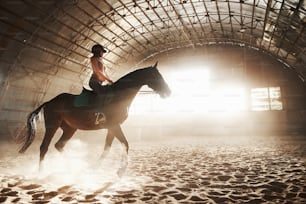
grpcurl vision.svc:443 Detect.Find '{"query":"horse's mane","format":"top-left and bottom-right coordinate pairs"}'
top-left (113, 66), bottom-right (154, 89)
top-left (116, 66), bottom-right (153, 82)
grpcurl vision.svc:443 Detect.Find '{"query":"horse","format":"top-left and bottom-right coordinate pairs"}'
top-left (18, 62), bottom-right (171, 174)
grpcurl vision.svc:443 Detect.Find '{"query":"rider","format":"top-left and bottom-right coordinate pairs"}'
top-left (89, 44), bottom-right (113, 94)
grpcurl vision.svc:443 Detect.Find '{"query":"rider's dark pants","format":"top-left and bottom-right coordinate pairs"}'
top-left (89, 76), bottom-right (106, 94)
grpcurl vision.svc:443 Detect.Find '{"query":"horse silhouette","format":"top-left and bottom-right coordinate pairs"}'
top-left (18, 62), bottom-right (171, 173)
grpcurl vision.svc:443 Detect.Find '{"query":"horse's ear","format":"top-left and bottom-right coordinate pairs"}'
top-left (153, 61), bottom-right (158, 68)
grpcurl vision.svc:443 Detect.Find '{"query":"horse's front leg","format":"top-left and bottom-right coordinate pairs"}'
top-left (99, 129), bottom-right (115, 160)
top-left (111, 125), bottom-right (129, 176)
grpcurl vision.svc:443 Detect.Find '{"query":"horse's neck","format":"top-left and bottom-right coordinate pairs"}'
top-left (113, 69), bottom-right (149, 107)
top-left (115, 85), bottom-right (142, 108)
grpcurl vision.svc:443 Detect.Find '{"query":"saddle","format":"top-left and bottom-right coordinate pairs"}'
top-left (73, 87), bottom-right (114, 108)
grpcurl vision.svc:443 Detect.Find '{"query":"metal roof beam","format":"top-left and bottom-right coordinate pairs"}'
top-left (261, 0), bottom-right (273, 46)
top-left (168, 0), bottom-right (195, 47)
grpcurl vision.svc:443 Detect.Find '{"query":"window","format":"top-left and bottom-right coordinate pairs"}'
top-left (251, 87), bottom-right (283, 111)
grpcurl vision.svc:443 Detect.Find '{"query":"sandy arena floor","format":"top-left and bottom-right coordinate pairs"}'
top-left (0, 134), bottom-right (305, 204)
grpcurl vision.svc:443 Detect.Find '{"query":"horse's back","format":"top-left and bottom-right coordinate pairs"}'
top-left (43, 93), bottom-right (75, 110)
top-left (49, 88), bottom-right (106, 109)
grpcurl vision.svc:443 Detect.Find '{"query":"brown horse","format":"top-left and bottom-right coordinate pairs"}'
top-left (18, 62), bottom-right (171, 174)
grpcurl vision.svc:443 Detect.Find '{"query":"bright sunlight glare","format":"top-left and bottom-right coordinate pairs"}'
top-left (130, 66), bottom-right (247, 115)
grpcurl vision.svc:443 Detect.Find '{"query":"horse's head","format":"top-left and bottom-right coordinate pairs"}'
top-left (147, 62), bottom-right (171, 98)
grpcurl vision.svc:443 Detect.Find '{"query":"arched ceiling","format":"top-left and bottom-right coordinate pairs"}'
top-left (1, 0), bottom-right (305, 80)
top-left (0, 0), bottom-right (305, 140)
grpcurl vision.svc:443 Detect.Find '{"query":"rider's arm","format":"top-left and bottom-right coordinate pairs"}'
top-left (103, 65), bottom-right (113, 83)
top-left (91, 57), bottom-right (113, 83)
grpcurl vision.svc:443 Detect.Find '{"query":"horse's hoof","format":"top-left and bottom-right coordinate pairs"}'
top-left (117, 166), bottom-right (127, 177)
top-left (39, 164), bottom-right (44, 172)
top-left (55, 143), bottom-right (64, 152)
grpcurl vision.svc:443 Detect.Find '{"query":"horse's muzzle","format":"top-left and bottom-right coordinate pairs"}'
top-left (160, 88), bottom-right (171, 98)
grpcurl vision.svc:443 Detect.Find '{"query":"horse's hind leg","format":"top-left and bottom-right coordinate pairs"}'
top-left (40, 125), bottom-right (59, 169)
top-left (55, 122), bottom-right (76, 152)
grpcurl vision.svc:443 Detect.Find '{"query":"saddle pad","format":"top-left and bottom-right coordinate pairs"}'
top-left (73, 89), bottom-right (92, 107)
top-left (73, 87), bottom-right (114, 108)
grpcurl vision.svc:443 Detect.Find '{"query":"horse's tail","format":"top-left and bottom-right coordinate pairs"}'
top-left (18, 102), bottom-right (46, 153)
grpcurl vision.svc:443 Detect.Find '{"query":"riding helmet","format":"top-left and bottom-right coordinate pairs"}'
top-left (91, 44), bottom-right (107, 55)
